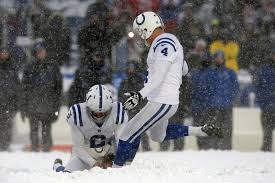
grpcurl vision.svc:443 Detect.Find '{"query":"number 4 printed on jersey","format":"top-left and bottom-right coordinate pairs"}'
top-left (161, 47), bottom-right (168, 56)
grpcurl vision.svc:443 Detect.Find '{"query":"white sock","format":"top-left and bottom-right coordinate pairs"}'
top-left (53, 163), bottom-right (62, 170)
top-left (188, 126), bottom-right (207, 137)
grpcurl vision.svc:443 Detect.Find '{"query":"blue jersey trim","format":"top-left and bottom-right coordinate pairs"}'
top-left (72, 105), bottom-right (77, 126)
top-left (76, 104), bottom-right (83, 126)
top-left (156, 37), bottom-right (175, 44)
top-left (153, 41), bottom-right (176, 52)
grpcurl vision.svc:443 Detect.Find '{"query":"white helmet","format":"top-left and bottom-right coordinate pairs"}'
top-left (133, 11), bottom-right (164, 41)
top-left (86, 84), bottom-right (113, 125)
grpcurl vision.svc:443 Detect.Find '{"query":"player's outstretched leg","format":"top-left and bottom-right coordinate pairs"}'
top-left (53, 158), bottom-right (66, 172)
top-left (164, 123), bottom-right (223, 140)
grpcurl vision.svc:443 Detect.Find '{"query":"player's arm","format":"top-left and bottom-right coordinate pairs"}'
top-left (67, 107), bottom-right (96, 167)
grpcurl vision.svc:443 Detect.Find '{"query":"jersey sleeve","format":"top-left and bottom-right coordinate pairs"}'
top-left (66, 104), bottom-right (84, 127)
top-left (113, 102), bottom-right (128, 126)
top-left (152, 38), bottom-right (178, 63)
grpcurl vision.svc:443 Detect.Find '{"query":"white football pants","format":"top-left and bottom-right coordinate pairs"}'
top-left (119, 101), bottom-right (178, 143)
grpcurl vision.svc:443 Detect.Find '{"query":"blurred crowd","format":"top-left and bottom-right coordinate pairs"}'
top-left (0, 0), bottom-right (274, 152)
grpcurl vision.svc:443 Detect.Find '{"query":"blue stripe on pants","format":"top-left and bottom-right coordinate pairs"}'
top-left (127, 104), bottom-right (166, 143)
top-left (129, 105), bottom-right (172, 143)
top-left (116, 102), bottom-right (120, 124)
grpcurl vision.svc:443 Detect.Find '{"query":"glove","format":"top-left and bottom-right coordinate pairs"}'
top-left (123, 91), bottom-right (143, 110)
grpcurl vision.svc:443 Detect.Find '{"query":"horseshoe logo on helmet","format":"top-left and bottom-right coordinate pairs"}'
top-left (136, 14), bottom-right (145, 25)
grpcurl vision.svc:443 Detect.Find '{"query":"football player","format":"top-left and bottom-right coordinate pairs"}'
top-left (53, 84), bottom-right (127, 172)
top-left (113, 12), bottom-right (223, 167)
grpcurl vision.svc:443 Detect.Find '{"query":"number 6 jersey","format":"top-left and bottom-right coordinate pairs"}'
top-left (66, 101), bottom-right (127, 166)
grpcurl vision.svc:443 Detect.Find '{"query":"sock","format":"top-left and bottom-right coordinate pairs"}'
top-left (53, 163), bottom-right (65, 172)
top-left (188, 126), bottom-right (207, 137)
top-left (127, 137), bottom-right (140, 162)
top-left (113, 137), bottom-right (140, 167)
top-left (113, 140), bottom-right (132, 166)
top-left (164, 124), bottom-right (189, 140)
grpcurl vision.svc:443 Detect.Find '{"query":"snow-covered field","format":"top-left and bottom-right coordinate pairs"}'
top-left (1, 151), bottom-right (275, 183)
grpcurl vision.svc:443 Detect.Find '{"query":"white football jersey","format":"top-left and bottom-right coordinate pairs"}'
top-left (66, 102), bottom-right (127, 160)
top-left (145, 33), bottom-right (184, 105)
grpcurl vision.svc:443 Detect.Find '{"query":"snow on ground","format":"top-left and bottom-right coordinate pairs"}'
top-left (0, 151), bottom-right (275, 183)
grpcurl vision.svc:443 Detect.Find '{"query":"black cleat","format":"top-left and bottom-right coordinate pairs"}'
top-left (54, 158), bottom-right (63, 165)
top-left (201, 124), bottom-right (223, 138)
top-left (53, 158), bottom-right (63, 171)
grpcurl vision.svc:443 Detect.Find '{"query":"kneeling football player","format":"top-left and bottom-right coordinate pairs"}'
top-left (53, 84), bottom-right (128, 172)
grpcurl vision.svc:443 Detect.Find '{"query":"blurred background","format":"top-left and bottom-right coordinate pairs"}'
top-left (0, 0), bottom-right (274, 152)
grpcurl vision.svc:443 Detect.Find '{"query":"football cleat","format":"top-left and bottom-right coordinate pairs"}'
top-left (53, 158), bottom-right (63, 171)
top-left (54, 158), bottom-right (63, 165)
top-left (201, 124), bottom-right (223, 138)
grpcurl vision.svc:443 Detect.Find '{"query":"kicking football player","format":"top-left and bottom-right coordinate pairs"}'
top-left (53, 84), bottom-right (128, 172)
top-left (113, 12), bottom-right (223, 167)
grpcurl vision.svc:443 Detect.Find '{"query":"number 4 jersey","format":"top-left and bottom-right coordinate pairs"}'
top-left (66, 101), bottom-right (127, 165)
top-left (141, 33), bottom-right (187, 105)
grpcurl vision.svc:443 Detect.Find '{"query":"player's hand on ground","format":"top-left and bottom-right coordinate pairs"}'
top-left (201, 124), bottom-right (223, 138)
top-left (94, 156), bottom-right (113, 169)
top-left (123, 91), bottom-right (143, 110)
